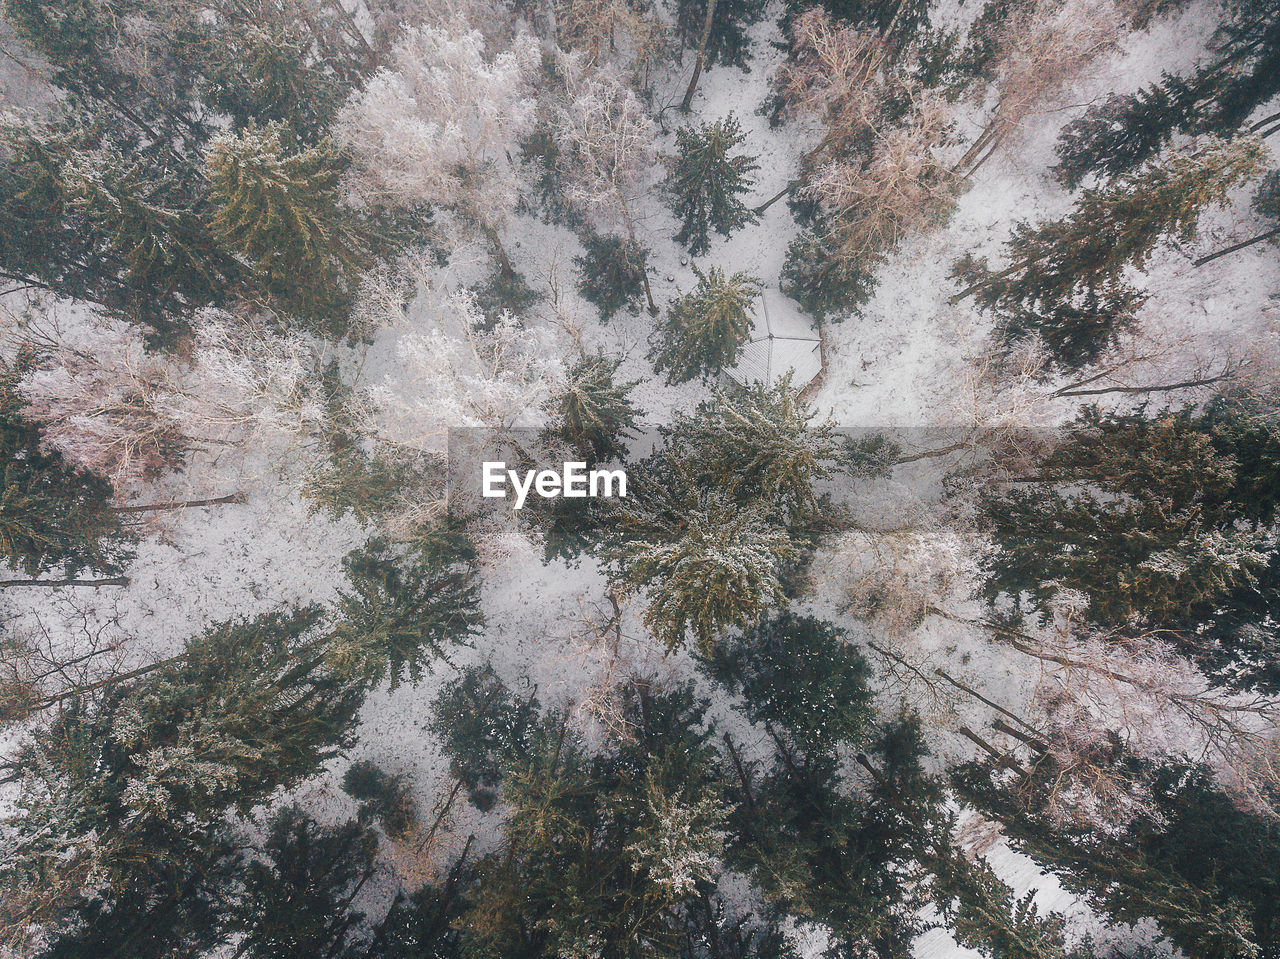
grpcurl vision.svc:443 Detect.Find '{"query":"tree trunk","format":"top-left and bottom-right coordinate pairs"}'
top-left (1053, 371), bottom-right (1231, 398)
top-left (1193, 224), bottom-right (1280, 266)
top-left (483, 224), bottom-right (518, 278)
top-left (680, 0), bottom-right (719, 113)
top-left (616, 194), bottom-right (659, 315)
top-left (752, 178), bottom-right (800, 216)
top-left (0, 576), bottom-right (129, 589)
top-left (114, 492), bottom-right (247, 512)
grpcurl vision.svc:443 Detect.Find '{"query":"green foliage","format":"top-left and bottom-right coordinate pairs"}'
top-left (574, 232), bottom-right (648, 321)
top-left (1051, 0), bottom-right (1280, 184)
top-left (703, 612), bottom-right (875, 756)
top-left (201, 17), bottom-right (349, 141)
top-left (331, 536), bottom-right (482, 690)
top-left (650, 265), bottom-right (761, 384)
top-left (342, 761), bottom-right (418, 838)
top-left (956, 758), bottom-right (1280, 959)
top-left (545, 350), bottom-right (641, 463)
top-left (675, 0), bottom-right (768, 70)
top-left (0, 364), bottom-right (132, 576)
top-left (206, 123), bottom-right (368, 337)
top-left (780, 228), bottom-right (878, 323)
top-left (668, 115), bottom-right (759, 255)
top-left (983, 404), bottom-right (1280, 690)
top-left (232, 806), bottom-right (378, 959)
top-left (429, 664), bottom-right (543, 810)
top-left (608, 479), bottom-right (794, 652)
top-left (450, 679), bottom-right (752, 959)
top-left (4, 609), bottom-right (366, 956)
top-left (0, 112), bottom-right (232, 342)
top-left (1253, 169), bottom-right (1280, 224)
top-left (957, 139), bottom-right (1265, 369)
top-left (727, 715), bottom-right (953, 956)
top-left (670, 377), bottom-right (846, 526)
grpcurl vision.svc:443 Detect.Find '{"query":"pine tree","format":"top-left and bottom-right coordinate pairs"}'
top-left (0, 111), bottom-right (232, 342)
top-left (780, 227), bottom-right (879, 323)
top-left (330, 535), bottom-right (483, 690)
top-left (650, 266), bottom-right (761, 384)
top-left (668, 115), bottom-right (760, 255)
top-left (955, 757), bottom-right (1279, 959)
top-left (983, 404), bottom-right (1280, 688)
top-left (429, 664), bottom-right (542, 811)
top-left (1050, 0), bottom-right (1280, 185)
top-left (574, 232), bottom-right (649, 321)
top-left (342, 761), bottom-right (418, 838)
top-left (702, 612), bottom-right (875, 757)
top-left (545, 350), bottom-right (642, 463)
top-left (0, 363), bottom-right (133, 578)
top-left (675, 0), bottom-right (768, 71)
top-left (200, 9), bottom-right (354, 142)
top-left (439, 677), bottom-right (754, 959)
top-left (954, 138), bottom-right (1266, 369)
top-left (1052, 90), bottom-right (1181, 189)
top-left (3, 609), bottom-right (368, 958)
top-left (608, 478), bottom-right (794, 652)
top-left (727, 715), bottom-right (954, 956)
top-left (206, 123), bottom-right (368, 337)
top-left (669, 377), bottom-right (846, 527)
top-left (231, 806), bottom-right (379, 959)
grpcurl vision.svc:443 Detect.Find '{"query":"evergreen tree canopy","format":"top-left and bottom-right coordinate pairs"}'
top-left (650, 265), bottom-right (761, 384)
top-left (545, 349), bottom-right (642, 464)
top-left (668, 115), bottom-right (759, 255)
top-left (668, 377), bottom-right (845, 527)
top-left (331, 535), bottom-right (483, 690)
top-left (1052, 0), bottom-right (1280, 185)
top-left (702, 612), bottom-right (875, 757)
top-left (206, 123), bottom-right (368, 337)
top-left (780, 227), bottom-right (879, 323)
top-left (983, 404), bottom-right (1280, 691)
top-left (608, 477), bottom-right (795, 652)
top-left (956, 757), bottom-right (1280, 959)
top-left (956, 138), bottom-right (1265, 369)
top-left (3, 609), bottom-right (367, 957)
top-left (0, 363), bottom-right (132, 577)
top-left (675, 0), bottom-right (769, 70)
top-left (574, 232), bottom-right (649, 321)
top-left (231, 806), bottom-right (379, 959)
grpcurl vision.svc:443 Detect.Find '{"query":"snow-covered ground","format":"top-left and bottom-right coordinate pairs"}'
top-left (1, 0), bottom-right (1277, 953)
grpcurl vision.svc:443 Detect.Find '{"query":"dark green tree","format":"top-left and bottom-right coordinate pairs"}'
top-left (954, 138), bottom-right (1265, 369)
top-left (780, 227), bottom-right (878, 323)
top-left (429, 664), bottom-right (542, 811)
top-left (231, 806), bottom-right (379, 959)
top-left (0, 364), bottom-right (133, 577)
top-left (956, 757), bottom-right (1280, 959)
top-left (675, 0), bottom-right (768, 71)
top-left (545, 349), bottom-right (642, 463)
top-left (650, 265), bottom-right (761, 384)
top-left (342, 761), bottom-right (418, 838)
top-left (1051, 0), bottom-right (1280, 185)
top-left (574, 232), bottom-right (648, 321)
top-left (702, 612), bottom-right (875, 756)
top-left (205, 123), bottom-right (368, 337)
top-left (331, 535), bottom-right (483, 690)
top-left (3, 609), bottom-right (367, 958)
top-left (668, 115), bottom-right (759, 255)
top-left (982, 404), bottom-right (1280, 690)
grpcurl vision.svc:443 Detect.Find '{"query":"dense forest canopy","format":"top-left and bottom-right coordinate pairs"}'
top-left (0, 0), bottom-right (1277, 957)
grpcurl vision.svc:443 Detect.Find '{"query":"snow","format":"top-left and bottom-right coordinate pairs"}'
top-left (2, 0), bottom-right (1278, 954)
